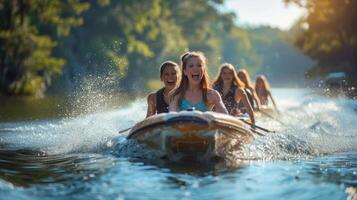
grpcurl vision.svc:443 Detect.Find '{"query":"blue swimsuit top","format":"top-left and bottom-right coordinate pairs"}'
top-left (179, 98), bottom-right (208, 112)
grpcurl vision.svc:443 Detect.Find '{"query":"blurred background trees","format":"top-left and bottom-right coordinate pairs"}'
top-left (0, 0), bottom-right (89, 96)
top-left (4, 0), bottom-right (349, 97)
top-left (286, 0), bottom-right (357, 88)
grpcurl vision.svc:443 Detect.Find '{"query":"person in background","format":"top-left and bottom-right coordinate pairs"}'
top-left (146, 61), bottom-right (180, 118)
top-left (255, 75), bottom-right (278, 112)
top-left (169, 51), bottom-right (227, 114)
top-left (212, 63), bottom-right (255, 124)
top-left (237, 69), bottom-right (261, 112)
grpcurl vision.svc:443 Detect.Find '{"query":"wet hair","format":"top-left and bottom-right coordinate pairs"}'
top-left (255, 75), bottom-right (271, 92)
top-left (237, 69), bottom-right (254, 89)
top-left (172, 51), bottom-right (210, 104)
top-left (159, 61), bottom-right (179, 78)
top-left (212, 63), bottom-right (245, 88)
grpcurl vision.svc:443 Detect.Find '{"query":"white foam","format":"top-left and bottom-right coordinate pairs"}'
top-left (242, 88), bottom-right (357, 160)
top-left (1, 88), bottom-right (356, 161)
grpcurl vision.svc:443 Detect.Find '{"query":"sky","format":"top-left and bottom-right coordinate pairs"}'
top-left (223, 0), bottom-right (306, 30)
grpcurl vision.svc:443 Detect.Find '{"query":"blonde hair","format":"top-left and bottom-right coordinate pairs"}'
top-left (255, 75), bottom-right (271, 92)
top-left (212, 63), bottom-right (245, 88)
top-left (237, 69), bottom-right (254, 89)
top-left (172, 51), bottom-right (210, 104)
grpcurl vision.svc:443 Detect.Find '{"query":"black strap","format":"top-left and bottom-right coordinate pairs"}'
top-left (155, 88), bottom-right (169, 114)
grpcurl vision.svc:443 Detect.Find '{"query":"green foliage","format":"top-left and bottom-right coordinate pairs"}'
top-left (220, 26), bottom-right (262, 73)
top-left (248, 26), bottom-right (313, 86)
top-left (105, 50), bottom-right (128, 79)
top-left (286, 0), bottom-right (357, 85)
top-left (0, 0), bottom-right (89, 96)
top-left (54, 0), bottom-right (189, 92)
top-left (1, 0), bottom-right (314, 96)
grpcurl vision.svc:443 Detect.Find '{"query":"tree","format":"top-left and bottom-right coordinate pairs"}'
top-left (0, 0), bottom-right (89, 96)
top-left (54, 0), bottom-right (187, 93)
top-left (286, 0), bottom-right (357, 86)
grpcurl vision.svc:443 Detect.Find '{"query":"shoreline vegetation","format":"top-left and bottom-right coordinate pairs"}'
top-left (0, 0), bottom-right (356, 99)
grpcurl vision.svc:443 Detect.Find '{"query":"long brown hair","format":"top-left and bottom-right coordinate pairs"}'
top-left (237, 69), bottom-right (254, 89)
top-left (212, 63), bottom-right (245, 88)
top-left (255, 75), bottom-right (271, 92)
top-left (171, 51), bottom-right (210, 104)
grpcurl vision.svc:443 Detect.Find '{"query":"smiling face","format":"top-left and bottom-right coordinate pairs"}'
top-left (183, 56), bottom-right (205, 86)
top-left (221, 67), bottom-right (233, 83)
top-left (161, 65), bottom-right (179, 90)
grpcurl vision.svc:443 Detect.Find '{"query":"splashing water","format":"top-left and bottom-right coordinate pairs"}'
top-left (239, 89), bottom-right (357, 161)
top-left (0, 88), bottom-right (356, 161)
top-left (0, 88), bottom-right (357, 199)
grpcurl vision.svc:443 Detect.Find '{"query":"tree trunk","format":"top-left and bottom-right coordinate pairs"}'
top-left (0, 53), bottom-right (6, 92)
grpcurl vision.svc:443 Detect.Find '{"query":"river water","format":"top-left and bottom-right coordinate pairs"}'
top-left (0, 88), bottom-right (356, 200)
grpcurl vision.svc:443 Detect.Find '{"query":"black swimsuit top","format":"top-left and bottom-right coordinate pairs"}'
top-left (155, 87), bottom-right (169, 114)
top-left (214, 84), bottom-right (238, 114)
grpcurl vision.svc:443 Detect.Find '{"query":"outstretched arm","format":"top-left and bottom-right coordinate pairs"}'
top-left (146, 93), bottom-right (156, 118)
top-left (236, 88), bottom-right (255, 124)
top-left (249, 87), bottom-right (261, 111)
top-left (268, 91), bottom-right (279, 113)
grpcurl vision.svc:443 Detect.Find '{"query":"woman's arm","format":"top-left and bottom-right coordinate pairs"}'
top-left (236, 88), bottom-right (255, 124)
top-left (249, 86), bottom-right (261, 111)
top-left (169, 95), bottom-right (180, 112)
top-left (209, 90), bottom-right (228, 114)
top-left (146, 93), bottom-right (156, 118)
top-left (268, 91), bottom-right (279, 113)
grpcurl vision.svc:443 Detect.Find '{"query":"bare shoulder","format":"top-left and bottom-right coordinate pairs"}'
top-left (208, 88), bottom-right (220, 96)
top-left (147, 92), bottom-right (156, 104)
top-left (207, 88), bottom-right (221, 101)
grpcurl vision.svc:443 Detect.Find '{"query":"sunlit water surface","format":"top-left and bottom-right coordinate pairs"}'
top-left (0, 88), bottom-right (357, 200)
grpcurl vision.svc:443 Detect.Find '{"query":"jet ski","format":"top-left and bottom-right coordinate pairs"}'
top-left (127, 111), bottom-right (255, 162)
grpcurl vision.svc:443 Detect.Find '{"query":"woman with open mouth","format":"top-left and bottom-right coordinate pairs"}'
top-left (146, 61), bottom-right (180, 117)
top-left (212, 63), bottom-right (255, 124)
top-left (169, 51), bottom-right (227, 114)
